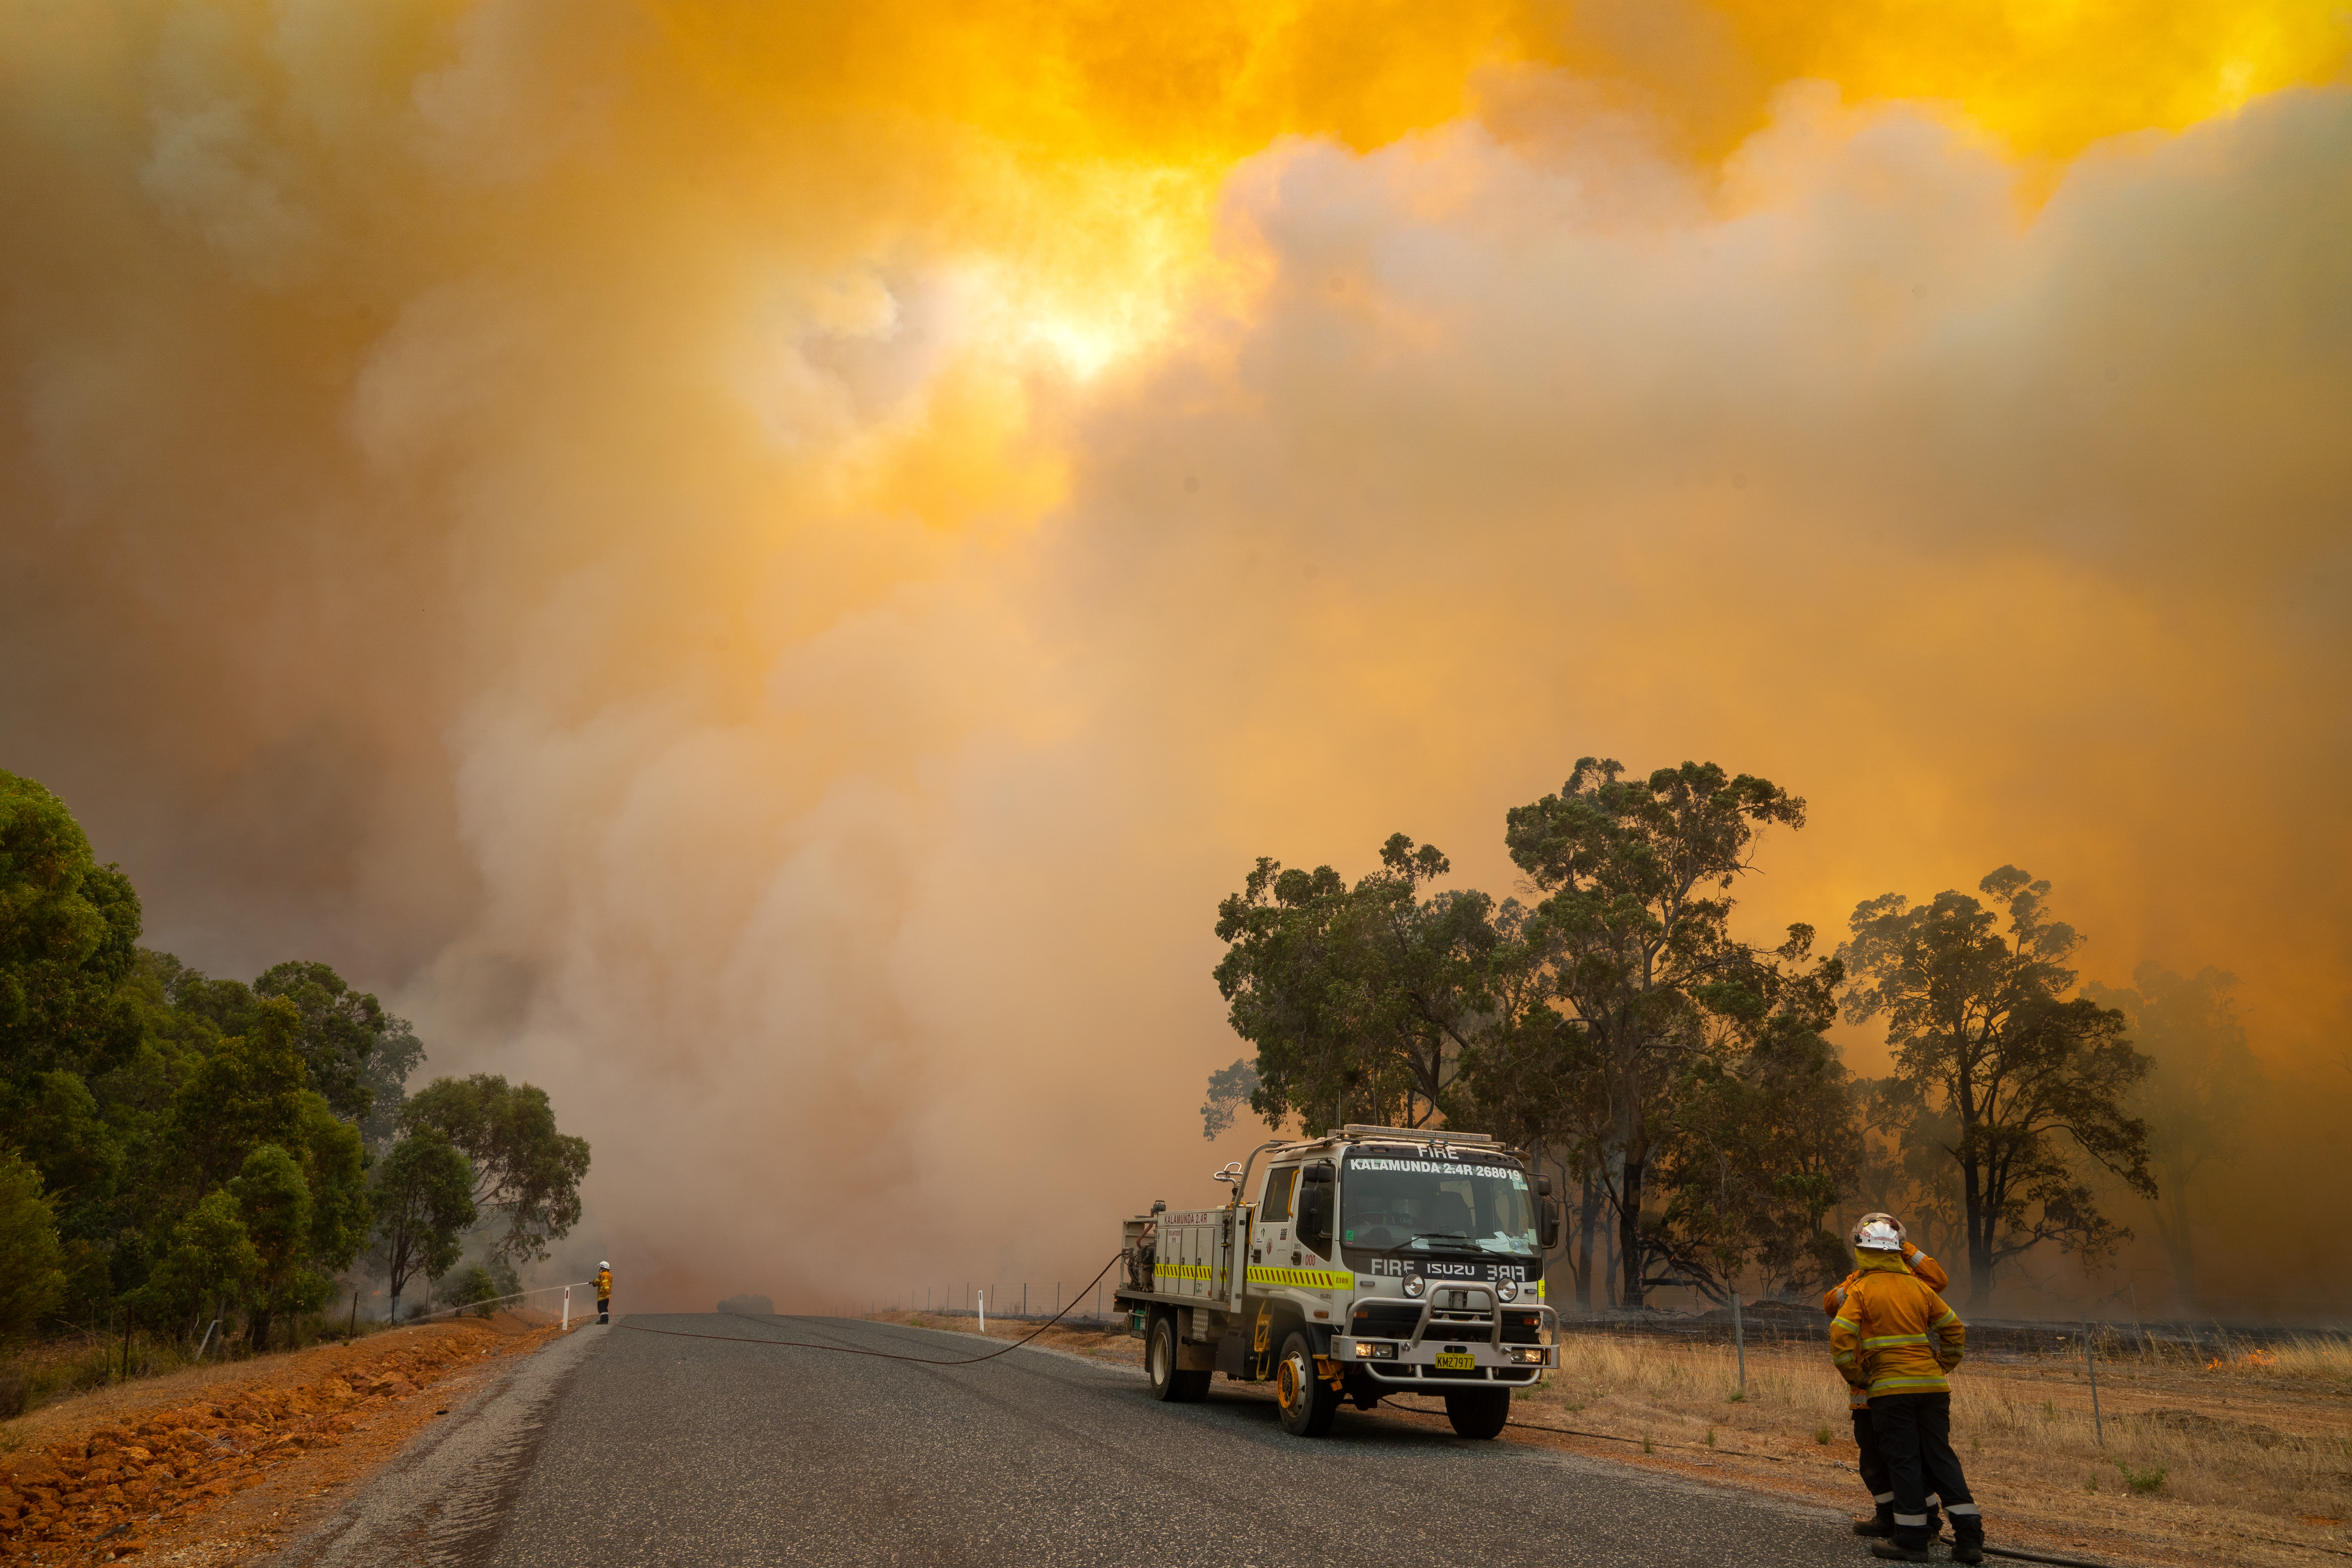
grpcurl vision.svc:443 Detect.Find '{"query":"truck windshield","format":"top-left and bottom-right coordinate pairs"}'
top-left (1340, 1154), bottom-right (1538, 1257)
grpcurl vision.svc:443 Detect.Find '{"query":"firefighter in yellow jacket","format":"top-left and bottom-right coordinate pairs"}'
top-left (1822, 1214), bottom-right (1950, 1539)
top-left (1831, 1219), bottom-right (1984, 1563)
top-left (595, 1261), bottom-right (612, 1325)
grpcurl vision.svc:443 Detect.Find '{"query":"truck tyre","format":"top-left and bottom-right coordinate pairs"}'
top-left (1275, 1331), bottom-right (1339, 1437)
top-left (1147, 1312), bottom-right (1209, 1403)
top-left (1444, 1387), bottom-right (1511, 1440)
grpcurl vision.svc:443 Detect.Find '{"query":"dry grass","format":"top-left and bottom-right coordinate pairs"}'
top-left (1497, 1329), bottom-right (2352, 1568)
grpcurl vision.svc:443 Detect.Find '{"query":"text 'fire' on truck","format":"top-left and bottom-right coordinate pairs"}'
top-left (1114, 1124), bottom-right (1563, 1438)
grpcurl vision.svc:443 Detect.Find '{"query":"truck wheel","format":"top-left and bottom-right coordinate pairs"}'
top-left (1275, 1332), bottom-right (1339, 1437)
top-left (1443, 1387), bottom-right (1511, 1440)
top-left (1147, 1312), bottom-right (1209, 1403)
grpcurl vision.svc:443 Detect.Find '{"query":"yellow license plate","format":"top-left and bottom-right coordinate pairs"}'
top-left (1435, 1352), bottom-right (1476, 1371)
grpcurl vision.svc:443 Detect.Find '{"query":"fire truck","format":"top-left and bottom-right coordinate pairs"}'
top-left (1113, 1124), bottom-right (1561, 1438)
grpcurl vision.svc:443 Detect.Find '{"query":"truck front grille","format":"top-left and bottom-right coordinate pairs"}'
top-left (1349, 1302), bottom-right (1423, 1339)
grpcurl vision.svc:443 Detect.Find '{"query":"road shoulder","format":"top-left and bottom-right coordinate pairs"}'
top-left (264, 1320), bottom-right (605, 1567)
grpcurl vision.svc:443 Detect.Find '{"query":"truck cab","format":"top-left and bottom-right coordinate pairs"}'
top-left (1114, 1124), bottom-right (1561, 1438)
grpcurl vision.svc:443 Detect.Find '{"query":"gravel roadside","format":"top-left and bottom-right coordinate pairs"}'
top-left (267, 1320), bottom-right (606, 1567)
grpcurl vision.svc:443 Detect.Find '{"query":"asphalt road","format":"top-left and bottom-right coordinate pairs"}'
top-left (349, 1314), bottom-right (1881, 1567)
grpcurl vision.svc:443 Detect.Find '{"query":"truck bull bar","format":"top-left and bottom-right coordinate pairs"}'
top-left (1329, 1289), bottom-right (1557, 1384)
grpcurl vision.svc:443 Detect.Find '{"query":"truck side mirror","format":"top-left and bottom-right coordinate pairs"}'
top-left (1537, 1173), bottom-right (1553, 1198)
top-left (1539, 1198), bottom-right (1562, 1251)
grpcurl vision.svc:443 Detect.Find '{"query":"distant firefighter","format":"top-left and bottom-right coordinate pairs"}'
top-left (1831, 1220), bottom-right (1983, 1564)
top-left (597, 1261), bottom-right (613, 1325)
top-left (1822, 1214), bottom-right (1950, 1540)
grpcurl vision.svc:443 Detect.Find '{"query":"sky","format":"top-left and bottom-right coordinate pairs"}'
top-left (2, 0), bottom-right (2347, 1317)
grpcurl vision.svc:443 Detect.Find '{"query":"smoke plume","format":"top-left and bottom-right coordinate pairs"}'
top-left (3, 1), bottom-right (2346, 1314)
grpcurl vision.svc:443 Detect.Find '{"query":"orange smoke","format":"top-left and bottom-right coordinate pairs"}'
top-left (1, 1), bottom-right (2347, 1316)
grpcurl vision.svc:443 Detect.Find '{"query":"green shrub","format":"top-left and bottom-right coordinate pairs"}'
top-left (436, 1264), bottom-right (499, 1318)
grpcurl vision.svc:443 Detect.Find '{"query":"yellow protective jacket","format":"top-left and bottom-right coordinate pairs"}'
top-left (1830, 1250), bottom-right (1965, 1399)
top-left (1821, 1244), bottom-right (1948, 1408)
top-left (595, 1269), bottom-right (612, 1299)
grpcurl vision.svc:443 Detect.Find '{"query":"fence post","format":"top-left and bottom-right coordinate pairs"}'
top-left (2083, 1319), bottom-right (2104, 1446)
top-left (1731, 1289), bottom-right (1746, 1392)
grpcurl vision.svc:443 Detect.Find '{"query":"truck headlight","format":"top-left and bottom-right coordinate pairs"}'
top-left (1403, 1274), bottom-right (1425, 1299)
top-left (1497, 1279), bottom-right (1518, 1303)
top-left (1353, 1341), bottom-right (1397, 1359)
top-left (1514, 1347), bottom-right (1544, 1363)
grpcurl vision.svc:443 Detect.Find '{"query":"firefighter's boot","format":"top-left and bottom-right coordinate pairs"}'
top-left (1869, 1544), bottom-right (1932, 1564)
top-left (1853, 1501), bottom-right (1898, 1538)
top-left (1950, 1518), bottom-right (1986, 1564)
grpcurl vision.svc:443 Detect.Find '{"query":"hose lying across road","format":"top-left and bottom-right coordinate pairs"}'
top-left (615, 1253), bottom-right (1131, 1366)
top-left (624, 1269), bottom-right (2134, 1568)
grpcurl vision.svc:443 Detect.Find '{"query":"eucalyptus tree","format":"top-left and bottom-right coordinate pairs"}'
top-left (401, 1075), bottom-right (590, 1265)
top-left (371, 1128), bottom-right (476, 1323)
top-left (1840, 867), bottom-right (2154, 1309)
top-left (1502, 758), bottom-right (1812, 1308)
top-left (1211, 833), bottom-right (1506, 1134)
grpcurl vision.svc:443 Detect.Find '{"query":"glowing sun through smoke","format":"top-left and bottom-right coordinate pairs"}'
top-left (0, 0), bottom-right (2347, 1319)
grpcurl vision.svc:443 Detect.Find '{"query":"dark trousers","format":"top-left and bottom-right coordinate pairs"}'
top-left (598, 1296), bottom-right (610, 1322)
top-left (1869, 1392), bottom-right (1980, 1546)
top-left (1854, 1408), bottom-right (1944, 1523)
top-left (1852, 1407), bottom-right (1890, 1498)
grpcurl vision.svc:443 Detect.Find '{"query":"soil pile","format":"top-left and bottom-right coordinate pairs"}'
top-left (0, 1319), bottom-right (562, 1563)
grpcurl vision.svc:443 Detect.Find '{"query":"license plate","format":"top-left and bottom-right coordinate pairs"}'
top-left (1435, 1352), bottom-right (1475, 1371)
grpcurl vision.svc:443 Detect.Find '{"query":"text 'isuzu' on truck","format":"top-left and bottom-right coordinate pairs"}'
top-left (1114, 1124), bottom-right (1563, 1439)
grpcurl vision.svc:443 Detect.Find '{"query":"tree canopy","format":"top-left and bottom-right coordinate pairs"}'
top-left (1211, 759), bottom-right (1856, 1310)
top-left (1213, 834), bottom-right (1505, 1134)
top-left (403, 1076), bottom-right (591, 1266)
top-left (1205, 765), bottom-right (2186, 1317)
top-left (1840, 867), bottom-right (2155, 1309)
top-left (1500, 759), bottom-right (1822, 1308)
top-left (0, 769), bottom-right (592, 1359)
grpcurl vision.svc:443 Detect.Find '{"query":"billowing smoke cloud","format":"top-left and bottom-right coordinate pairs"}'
top-left (3, 2), bottom-right (2347, 1314)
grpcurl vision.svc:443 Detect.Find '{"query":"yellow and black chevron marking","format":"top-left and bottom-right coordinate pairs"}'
top-left (1246, 1264), bottom-right (1354, 1290)
top-left (1155, 1263), bottom-right (1213, 1282)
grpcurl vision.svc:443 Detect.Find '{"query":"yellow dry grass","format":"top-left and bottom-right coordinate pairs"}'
top-left (1498, 1330), bottom-right (2352, 1568)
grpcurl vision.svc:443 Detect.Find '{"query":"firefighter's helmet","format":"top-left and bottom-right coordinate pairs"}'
top-left (1854, 1218), bottom-right (1905, 1252)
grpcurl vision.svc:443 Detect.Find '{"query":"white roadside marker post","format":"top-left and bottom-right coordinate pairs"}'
top-left (562, 1287), bottom-right (570, 1331)
top-left (979, 1290), bottom-right (986, 1334)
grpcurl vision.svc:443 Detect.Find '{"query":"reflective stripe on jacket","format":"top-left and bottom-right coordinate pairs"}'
top-left (1830, 1253), bottom-right (1965, 1398)
top-left (1821, 1245), bottom-right (1949, 1407)
top-left (595, 1269), bottom-right (612, 1298)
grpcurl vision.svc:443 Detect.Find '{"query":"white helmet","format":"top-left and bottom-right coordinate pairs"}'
top-left (600, 1260), bottom-right (609, 1268)
top-left (1855, 1221), bottom-right (1905, 1252)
